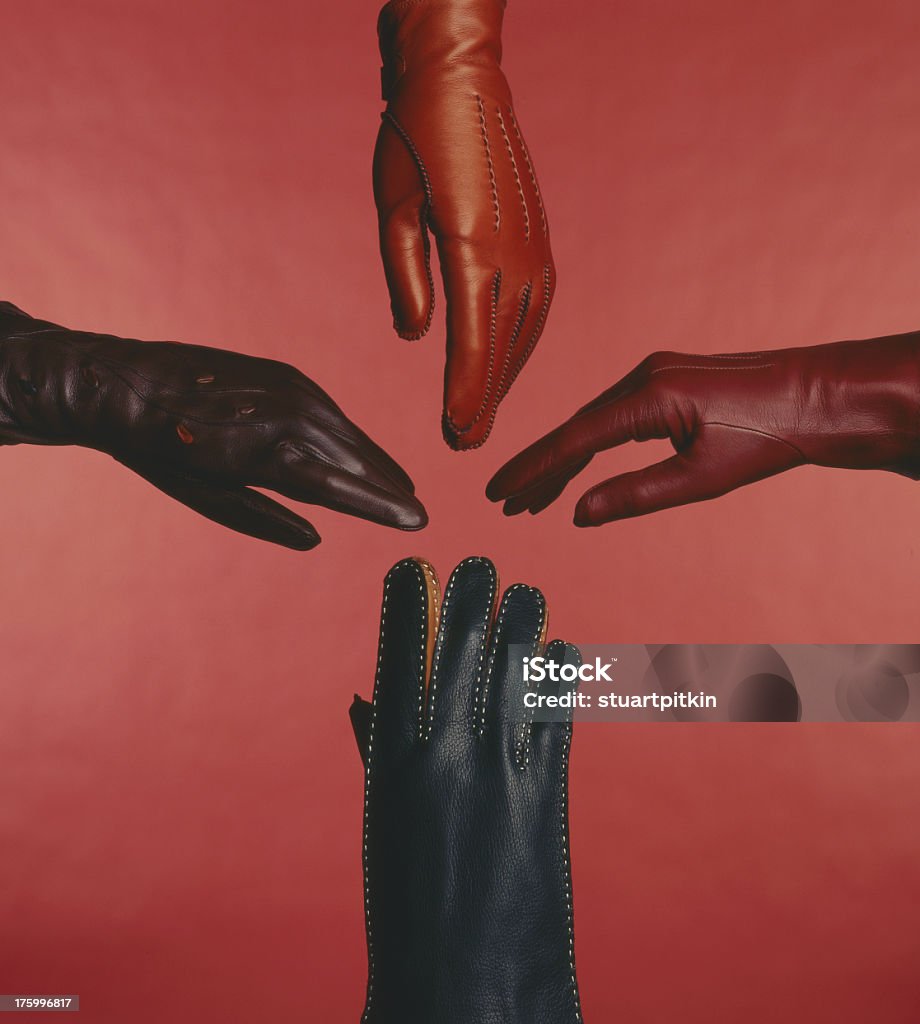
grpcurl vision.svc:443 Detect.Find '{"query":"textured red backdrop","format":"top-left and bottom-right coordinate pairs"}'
top-left (2, 1), bottom-right (919, 1021)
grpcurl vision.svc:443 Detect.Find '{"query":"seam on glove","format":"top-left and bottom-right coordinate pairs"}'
top-left (706, 351), bottom-right (774, 359)
top-left (277, 439), bottom-right (345, 471)
top-left (71, 342), bottom-right (273, 399)
top-left (499, 282), bottom-right (533, 377)
top-left (703, 421), bottom-right (809, 463)
top-left (497, 108), bottom-right (530, 241)
top-left (44, 337), bottom-right (291, 431)
top-left (497, 262), bottom-right (553, 406)
top-left (80, 357), bottom-right (272, 401)
top-left (476, 94), bottom-right (501, 232)
top-left (444, 269), bottom-right (501, 437)
top-left (512, 592), bottom-right (545, 769)
top-left (297, 406), bottom-right (384, 453)
top-left (509, 107), bottom-right (547, 236)
top-left (475, 583), bottom-right (546, 738)
top-left (513, 679), bottom-right (537, 769)
top-left (425, 556), bottom-right (496, 741)
top-left (482, 282), bottom-right (533, 444)
top-left (363, 558), bottom-right (428, 1022)
top-left (561, 719), bottom-right (582, 1021)
top-left (84, 361), bottom-right (273, 430)
top-left (649, 363), bottom-right (774, 376)
top-left (362, 578), bottom-right (387, 1022)
top-left (416, 559), bottom-right (440, 739)
top-left (5, 328), bottom-right (61, 339)
top-left (381, 112), bottom-right (436, 340)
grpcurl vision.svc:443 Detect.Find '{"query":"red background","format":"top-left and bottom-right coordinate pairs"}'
top-left (2, 1), bottom-right (919, 1020)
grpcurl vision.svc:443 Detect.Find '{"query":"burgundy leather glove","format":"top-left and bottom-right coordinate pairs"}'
top-left (487, 333), bottom-right (920, 524)
top-left (374, 0), bottom-right (554, 450)
top-left (0, 302), bottom-right (426, 549)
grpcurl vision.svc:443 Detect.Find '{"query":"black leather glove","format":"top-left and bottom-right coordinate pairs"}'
top-left (351, 556), bottom-right (584, 1024)
top-left (0, 302), bottom-right (426, 549)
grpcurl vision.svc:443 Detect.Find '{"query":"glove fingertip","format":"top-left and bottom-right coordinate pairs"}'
top-left (249, 512), bottom-right (322, 550)
top-left (245, 502), bottom-right (322, 550)
top-left (484, 476), bottom-right (506, 502)
top-left (120, 458), bottom-right (324, 550)
top-left (501, 496), bottom-right (529, 517)
top-left (393, 314), bottom-right (431, 342)
top-left (442, 409), bottom-right (495, 451)
top-left (486, 455), bottom-right (537, 500)
top-left (380, 218), bottom-right (433, 342)
top-left (390, 493), bottom-right (429, 531)
top-left (286, 523), bottom-right (323, 550)
top-left (573, 489), bottom-right (610, 528)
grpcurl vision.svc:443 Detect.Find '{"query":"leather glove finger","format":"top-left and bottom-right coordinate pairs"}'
top-left (334, 412), bottom-right (418, 497)
top-left (257, 454), bottom-right (426, 531)
top-left (574, 426), bottom-right (803, 525)
top-left (477, 581), bottom-right (547, 746)
top-left (233, 372), bottom-right (419, 500)
top-left (493, 358), bottom-right (647, 514)
top-left (530, 639), bottom-right (581, 764)
top-left (424, 556), bottom-right (497, 747)
top-left (373, 117), bottom-right (434, 340)
top-left (491, 261), bottom-right (555, 412)
top-left (439, 256), bottom-right (555, 452)
top-left (487, 373), bottom-right (803, 523)
top-left (486, 350), bottom-right (684, 512)
top-left (118, 457), bottom-right (320, 551)
top-left (487, 390), bottom-right (662, 503)
top-left (499, 457), bottom-right (592, 517)
top-left (265, 408), bottom-right (420, 508)
top-left (438, 248), bottom-right (501, 447)
top-left (370, 558), bottom-right (440, 764)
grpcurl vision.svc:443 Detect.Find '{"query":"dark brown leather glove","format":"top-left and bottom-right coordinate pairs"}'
top-left (487, 333), bottom-right (920, 524)
top-left (374, 0), bottom-right (554, 451)
top-left (0, 302), bottom-right (426, 549)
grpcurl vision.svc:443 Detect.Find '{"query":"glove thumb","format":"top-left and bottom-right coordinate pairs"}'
top-left (349, 695), bottom-right (373, 767)
top-left (373, 117), bottom-right (433, 340)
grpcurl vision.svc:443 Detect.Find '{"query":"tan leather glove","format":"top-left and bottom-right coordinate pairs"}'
top-left (374, 0), bottom-right (554, 450)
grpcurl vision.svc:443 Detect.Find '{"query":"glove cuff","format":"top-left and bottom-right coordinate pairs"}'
top-left (0, 316), bottom-right (99, 446)
top-left (378, 0), bottom-right (506, 100)
top-left (0, 305), bottom-right (37, 441)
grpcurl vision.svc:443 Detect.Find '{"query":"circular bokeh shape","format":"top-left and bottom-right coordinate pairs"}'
top-left (729, 672), bottom-right (802, 722)
top-left (835, 662), bottom-right (909, 722)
